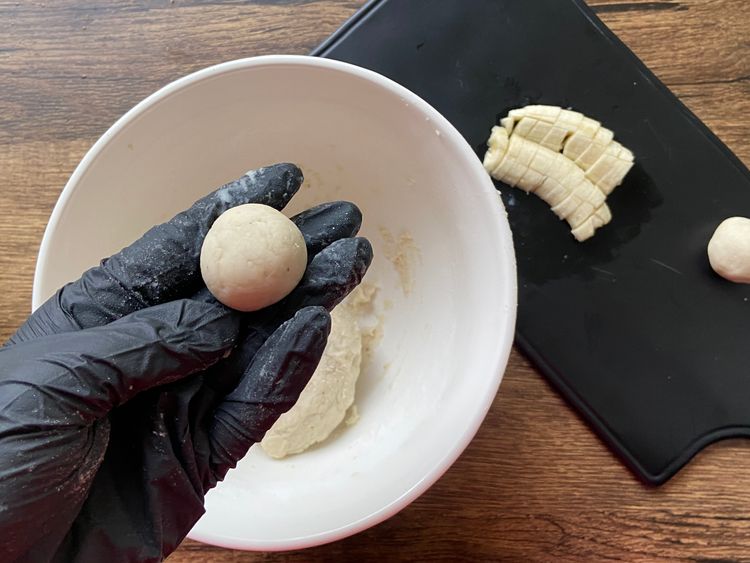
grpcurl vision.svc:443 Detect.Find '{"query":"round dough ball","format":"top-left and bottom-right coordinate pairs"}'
top-left (200, 204), bottom-right (307, 311)
top-left (707, 216), bottom-right (750, 284)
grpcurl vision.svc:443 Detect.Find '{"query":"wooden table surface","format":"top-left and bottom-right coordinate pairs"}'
top-left (2, 0), bottom-right (749, 561)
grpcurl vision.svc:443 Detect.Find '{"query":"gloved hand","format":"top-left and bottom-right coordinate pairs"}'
top-left (0, 163), bottom-right (373, 563)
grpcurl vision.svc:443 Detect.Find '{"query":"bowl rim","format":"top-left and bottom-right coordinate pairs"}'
top-left (32, 54), bottom-right (517, 551)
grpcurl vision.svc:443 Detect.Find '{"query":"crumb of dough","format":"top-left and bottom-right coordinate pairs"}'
top-left (260, 284), bottom-right (379, 459)
top-left (352, 283), bottom-right (384, 366)
top-left (361, 313), bottom-right (384, 367)
top-left (379, 227), bottom-right (420, 295)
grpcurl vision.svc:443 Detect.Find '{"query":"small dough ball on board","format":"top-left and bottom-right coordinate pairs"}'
top-left (707, 216), bottom-right (750, 284)
top-left (200, 204), bottom-right (307, 311)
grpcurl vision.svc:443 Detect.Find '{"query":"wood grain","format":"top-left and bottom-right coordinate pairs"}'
top-left (0, 0), bottom-right (749, 561)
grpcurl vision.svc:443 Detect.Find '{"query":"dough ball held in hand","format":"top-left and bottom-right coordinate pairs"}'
top-left (200, 204), bottom-right (307, 311)
top-left (707, 216), bottom-right (750, 284)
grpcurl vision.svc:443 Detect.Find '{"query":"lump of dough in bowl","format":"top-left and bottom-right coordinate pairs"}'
top-left (707, 216), bottom-right (750, 284)
top-left (261, 289), bottom-right (363, 458)
top-left (200, 204), bottom-right (307, 311)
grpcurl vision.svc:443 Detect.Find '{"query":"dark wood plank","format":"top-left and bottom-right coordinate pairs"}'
top-left (0, 0), bottom-right (749, 561)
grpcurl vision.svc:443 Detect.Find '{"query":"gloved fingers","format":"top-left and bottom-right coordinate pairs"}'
top-left (0, 420), bottom-right (111, 563)
top-left (274, 236), bottom-right (374, 313)
top-left (8, 163), bottom-right (303, 344)
top-left (0, 299), bottom-right (240, 426)
top-left (92, 163), bottom-right (303, 308)
top-left (206, 306), bottom-right (330, 486)
top-left (291, 201), bottom-right (363, 261)
top-left (202, 236), bottom-right (373, 396)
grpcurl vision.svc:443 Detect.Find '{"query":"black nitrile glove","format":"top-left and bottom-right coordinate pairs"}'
top-left (0, 163), bottom-right (373, 563)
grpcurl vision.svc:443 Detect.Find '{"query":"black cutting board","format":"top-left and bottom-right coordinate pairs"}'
top-left (313, 0), bottom-right (750, 485)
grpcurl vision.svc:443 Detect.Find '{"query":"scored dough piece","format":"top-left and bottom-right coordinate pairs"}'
top-left (516, 161), bottom-right (547, 192)
top-left (585, 142), bottom-right (621, 185)
top-left (572, 128), bottom-right (615, 170)
top-left (507, 106), bottom-right (594, 153)
top-left (499, 116), bottom-right (515, 134)
top-left (489, 132), bottom-right (607, 236)
top-left (507, 107), bottom-right (616, 161)
top-left (568, 201), bottom-right (596, 229)
top-left (571, 204), bottom-right (612, 241)
top-left (508, 135), bottom-right (540, 187)
top-left (551, 191), bottom-right (584, 221)
top-left (513, 116), bottom-right (536, 139)
top-left (562, 131), bottom-right (593, 161)
top-left (534, 177), bottom-right (570, 207)
top-left (482, 126), bottom-right (510, 173)
top-left (485, 128), bottom-right (542, 190)
top-left (526, 139), bottom-right (560, 184)
top-left (563, 126), bottom-right (613, 164)
top-left (596, 203), bottom-right (612, 224)
top-left (571, 219), bottom-right (595, 242)
top-left (485, 104), bottom-right (634, 241)
top-left (487, 135), bottom-right (523, 186)
top-left (586, 142), bottom-right (635, 195)
top-left (508, 104), bottom-right (561, 122)
top-left (498, 135), bottom-right (530, 187)
top-left (577, 116), bottom-right (601, 138)
top-left (555, 109), bottom-right (585, 136)
top-left (525, 120), bottom-right (555, 147)
top-left (540, 125), bottom-right (570, 152)
top-left (592, 159), bottom-right (634, 195)
top-left (574, 179), bottom-right (606, 209)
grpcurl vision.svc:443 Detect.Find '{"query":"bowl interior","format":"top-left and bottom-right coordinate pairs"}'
top-left (34, 57), bottom-right (516, 550)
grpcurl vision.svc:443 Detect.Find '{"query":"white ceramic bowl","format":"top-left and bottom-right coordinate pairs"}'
top-left (33, 56), bottom-right (517, 551)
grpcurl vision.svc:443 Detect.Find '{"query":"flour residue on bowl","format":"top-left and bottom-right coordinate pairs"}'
top-left (379, 227), bottom-right (420, 296)
top-left (300, 166), bottom-right (323, 192)
top-left (296, 164), bottom-right (345, 198)
top-left (260, 283), bottom-right (381, 459)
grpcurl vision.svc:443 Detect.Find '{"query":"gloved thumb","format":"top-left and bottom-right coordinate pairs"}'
top-left (0, 299), bottom-right (239, 425)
